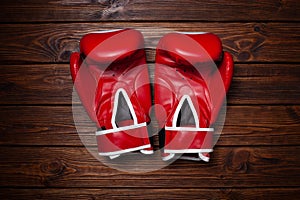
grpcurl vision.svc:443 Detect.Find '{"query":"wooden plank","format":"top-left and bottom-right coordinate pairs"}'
top-left (0, 106), bottom-right (299, 146)
top-left (1, 188), bottom-right (300, 200)
top-left (0, 146), bottom-right (299, 187)
top-left (0, 23), bottom-right (299, 63)
top-left (0, 64), bottom-right (299, 105)
top-left (0, 0), bottom-right (299, 22)
top-left (0, 65), bottom-right (72, 105)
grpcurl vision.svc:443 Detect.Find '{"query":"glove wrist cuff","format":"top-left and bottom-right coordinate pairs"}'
top-left (95, 122), bottom-right (153, 159)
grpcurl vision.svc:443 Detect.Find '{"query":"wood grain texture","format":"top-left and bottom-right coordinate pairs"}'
top-left (0, 0), bottom-right (299, 22)
top-left (0, 146), bottom-right (299, 187)
top-left (0, 23), bottom-right (299, 64)
top-left (1, 188), bottom-right (300, 200)
top-left (1, 0), bottom-right (299, 198)
top-left (0, 105), bottom-right (299, 147)
top-left (0, 64), bottom-right (299, 105)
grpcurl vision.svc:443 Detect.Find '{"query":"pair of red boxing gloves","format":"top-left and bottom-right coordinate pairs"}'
top-left (70, 29), bottom-right (233, 162)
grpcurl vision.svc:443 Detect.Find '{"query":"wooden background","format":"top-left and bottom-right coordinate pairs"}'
top-left (0, 0), bottom-right (300, 199)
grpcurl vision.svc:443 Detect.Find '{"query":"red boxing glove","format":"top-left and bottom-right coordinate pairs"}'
top-left (70, 29), bottom-right (153, 159)
top-left (155, 32), bottom-right (233, 161)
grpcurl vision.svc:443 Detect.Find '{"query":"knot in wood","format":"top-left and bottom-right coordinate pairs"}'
top-left (226, 150), bottom-right (250, 173)
top-left (41, 159), bottom-right (65, 175)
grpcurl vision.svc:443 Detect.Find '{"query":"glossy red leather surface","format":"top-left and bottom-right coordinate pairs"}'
top-left (155, 32), bottom-right (234, 158)
top-left (70, 29), bottom-right (152, 156)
